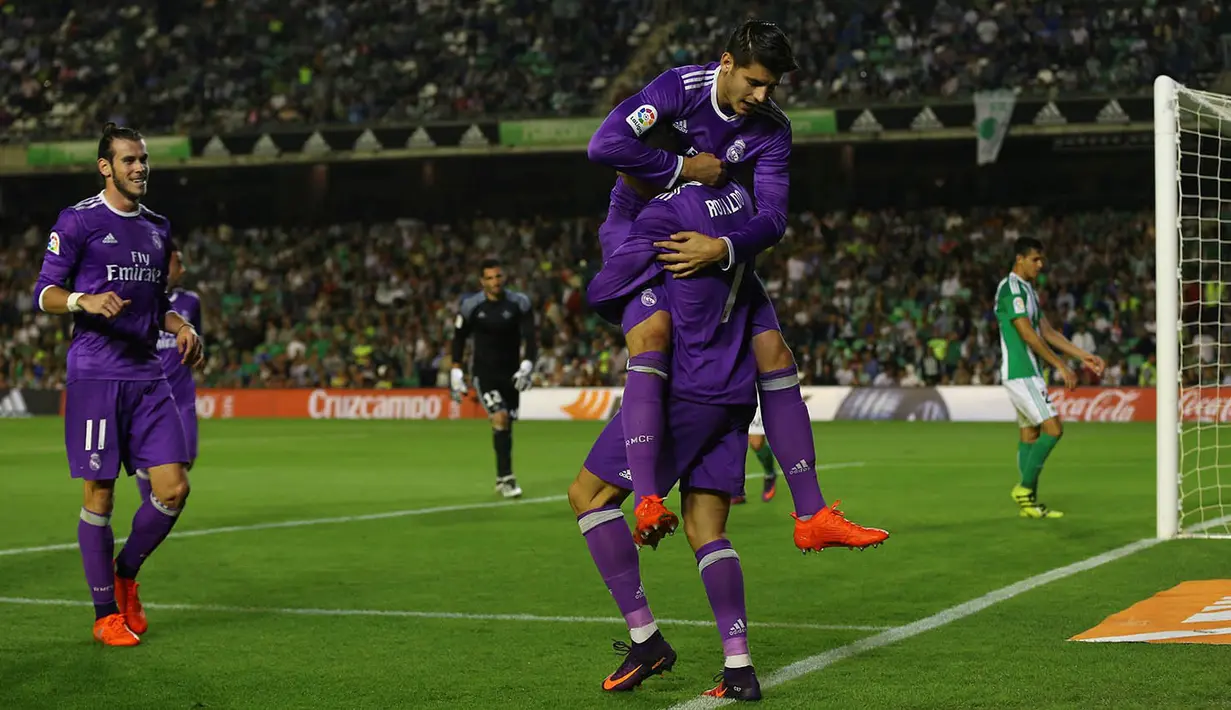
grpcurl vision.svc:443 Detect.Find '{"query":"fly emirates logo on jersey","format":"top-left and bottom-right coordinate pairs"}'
top-left (106, 250), bottom-right (163, 284)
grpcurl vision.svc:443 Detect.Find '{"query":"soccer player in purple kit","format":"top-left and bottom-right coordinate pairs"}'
top-left (156, 249), bottom-right (202, 471)
top-left (586, 20), bottom-right (887, 553)
top-left (569, 173), bottom-right (769, 699)
top-left (33, 123), bottom-right (203, 647)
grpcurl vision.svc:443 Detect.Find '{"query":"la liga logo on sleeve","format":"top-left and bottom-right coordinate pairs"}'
top-left (625, 104), bottom-right (658, 136)
top-left (47, 232), bottom-right (60, 255)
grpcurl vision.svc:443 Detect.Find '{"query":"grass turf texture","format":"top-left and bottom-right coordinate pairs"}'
top-left (0, 419), bottom-right (1228, 709)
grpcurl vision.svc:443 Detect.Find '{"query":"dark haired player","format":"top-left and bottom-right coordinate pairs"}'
top-left (587, 21), bottom-right (886, 552)
top-left (995, 237), bottom-right (1103, 518)
top-left (34, 123), bottom-right (203, 646)
top-left (450, 258), bottom-right (537, 498)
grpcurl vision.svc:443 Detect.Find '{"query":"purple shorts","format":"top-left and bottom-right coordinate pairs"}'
top-left (584, 397), bottom-right (755, 499)
top-left (63, 378), bottom-right (189, 480)
top-left (746, 271), bottom-right (781, 337)
top-left (178, 399), bottom-right (198, 464)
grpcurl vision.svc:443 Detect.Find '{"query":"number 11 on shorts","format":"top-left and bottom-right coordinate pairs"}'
top-left (85, 418), bottom-right (108, 451)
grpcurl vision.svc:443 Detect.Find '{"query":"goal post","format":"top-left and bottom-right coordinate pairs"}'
top-left (1154, 75), bottom-right (1231, 539)
top-left (1154, 75), bottom-right (1179, 540)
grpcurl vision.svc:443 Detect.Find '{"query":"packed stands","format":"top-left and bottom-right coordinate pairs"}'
top-left (639, 0), bottom-right (1228, 106)
top-left (7, 1), bottom-right (1225, 138)
top-left (1, 0), bottom-right (660, 138)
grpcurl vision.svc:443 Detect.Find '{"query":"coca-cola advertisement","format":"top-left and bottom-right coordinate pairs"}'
top-left (1177, 387), bottom-right (1231, 423)
top-left (1044, 386), bottom-right (1231, 423)
top-left (1047, 387), bottom-right (1149, 423)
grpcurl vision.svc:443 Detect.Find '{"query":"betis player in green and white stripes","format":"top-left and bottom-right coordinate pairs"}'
top-left (995, 237), bottom-right (1105, 519)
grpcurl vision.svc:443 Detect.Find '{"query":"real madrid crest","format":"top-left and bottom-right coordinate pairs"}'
top-left (150, 230), bottom-right (163, 250)
top-left (725, 139), bottom-right (747, 164)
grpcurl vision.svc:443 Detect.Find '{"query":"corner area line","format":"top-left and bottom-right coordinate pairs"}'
top-left (661, 513), bottom-right (1231, 710)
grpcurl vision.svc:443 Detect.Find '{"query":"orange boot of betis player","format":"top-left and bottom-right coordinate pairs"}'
top-left (114, 572), bottom-right (148, 634)
top-left (632, 495), bottom-right (678, 550)
top-left (93, 613), bottom-right (140, 646)
top-left (793, 500), bottom-right (889, 552)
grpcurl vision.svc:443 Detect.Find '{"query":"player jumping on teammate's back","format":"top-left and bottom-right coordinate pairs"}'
top-left (586, 21), bottom-right (887, 553)
top-left (571, 176), bottom-right (772, 701)
top-left (34, 122), bottom-right (204, 647)
top-left (995, 237), bottom-right (1105, 519)
top-left (450, 258), bottom-right (537, 499)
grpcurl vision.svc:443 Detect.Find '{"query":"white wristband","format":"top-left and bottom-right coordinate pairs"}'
top-left (66, 292), bottom-right (85, 312)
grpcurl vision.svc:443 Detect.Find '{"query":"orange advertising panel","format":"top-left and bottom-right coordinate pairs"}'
top-left (1071, 580), bottom-right (1231, 645)
top-left (193, 389), bottom-right (487, 420)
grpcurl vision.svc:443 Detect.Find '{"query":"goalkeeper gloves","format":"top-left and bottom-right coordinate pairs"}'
top-left (449, 367), bottom-right (468, 403)
top-left (512, 360), bottom-right (535, 392)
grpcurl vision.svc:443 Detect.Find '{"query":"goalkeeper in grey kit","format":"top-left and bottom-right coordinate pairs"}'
top-left (450, 258), bottom-right (538, 498)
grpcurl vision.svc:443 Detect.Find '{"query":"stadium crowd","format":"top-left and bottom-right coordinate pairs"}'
top-left (1, 207), bottom-right (1177, 392)
top-left (3, 0), bottom-right (1226, 138)
top-left (650, 0), bottom-right (1228, 106)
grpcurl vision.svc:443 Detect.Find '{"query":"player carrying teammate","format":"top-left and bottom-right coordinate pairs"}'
top-left (569, 174), bottom-right (768, 700)
top-left (995, 237), bottom-right (1104, 518)
top-left (34, 123), bottom-right (203, 646)
top-left (586, 21), bottom-right (885, 551)
top-left (450, 258), bottom-right (537, 499)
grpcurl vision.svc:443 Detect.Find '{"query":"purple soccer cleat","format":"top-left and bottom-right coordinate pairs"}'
top-left (601, 631), bottom-right (677, 692)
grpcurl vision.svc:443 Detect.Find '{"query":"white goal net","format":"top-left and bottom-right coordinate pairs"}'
top-left (1155, 75), bottom-right (1231, 539)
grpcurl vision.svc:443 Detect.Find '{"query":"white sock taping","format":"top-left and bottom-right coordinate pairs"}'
top-left (629, 621), bottom-right (659, 644)
top-left (724, 653), bottom-right (752, 669)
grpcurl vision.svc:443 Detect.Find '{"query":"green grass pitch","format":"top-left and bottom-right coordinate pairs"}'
top-left (1, 419), bottom-right (1228, 709)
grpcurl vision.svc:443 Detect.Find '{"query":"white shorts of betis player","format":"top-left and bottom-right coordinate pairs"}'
top-left (748, 405), bottom-right (765, 437)
top-left (1003, 376), bottom-right (1058, 427)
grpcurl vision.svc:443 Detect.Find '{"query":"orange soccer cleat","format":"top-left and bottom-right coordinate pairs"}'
top-left (793, 500), bottom-right (889, 552)
top-left (93, 613), bottom-right (140, 647)
top-left (632, 495), bottom-right (679, 550)
top-left (114, 573), bottom-right (147, 635)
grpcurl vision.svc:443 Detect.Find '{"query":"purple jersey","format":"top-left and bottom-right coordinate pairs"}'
top-left (635, 181), bottom-right (760, 407)
top-left (158, 288), bottom-right (202, 397)
top-left (33, 192), bottom-right (175, 383)
top-left (588, 63), bottom-right (791, 264)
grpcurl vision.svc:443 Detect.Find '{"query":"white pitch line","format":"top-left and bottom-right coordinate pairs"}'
top-left (0, 495), bottom-right (569, 558)
top-left (663, 513), bottom-right (1231, 710)
top-left (0, 464), bottom-right (868, 557)
top-left (0, 597), bottom-right (886, 632)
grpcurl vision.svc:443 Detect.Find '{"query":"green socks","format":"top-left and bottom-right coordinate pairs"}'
top-left (1020, 434), bottom-right (1060, 492)
top-left (753, 445), bottom-right (776, 476)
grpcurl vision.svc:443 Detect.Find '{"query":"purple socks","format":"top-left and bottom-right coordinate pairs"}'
top-left (78, 508), bottom-right (118, 619)
top-left (695, 538), bottom-right (750, 667)
top-left (759, 366), bottom-right (826, 517)
top-left (579, 505), bottom-right (658, 640)
top-left (116, 471), bottom-right (183, 580)
top-left (623, 352), bottom-right (669, 501)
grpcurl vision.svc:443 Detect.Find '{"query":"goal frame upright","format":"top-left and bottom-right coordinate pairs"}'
top-left (1154, 75), bottom-right (1180, 540)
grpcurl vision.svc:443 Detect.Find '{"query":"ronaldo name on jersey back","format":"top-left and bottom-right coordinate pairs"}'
top-left (629, 180), bottom-right (760, 407)
top-left (34, 193), bottom-right (175, 382)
